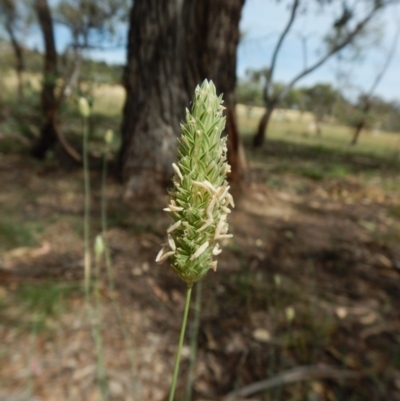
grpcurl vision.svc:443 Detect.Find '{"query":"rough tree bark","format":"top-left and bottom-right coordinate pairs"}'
top-left (119, 0), bottom-right (246, 199)
top-left (182, 0), bottom-right (247, 185)
top-left (32, 0), bottom-right (58, 159)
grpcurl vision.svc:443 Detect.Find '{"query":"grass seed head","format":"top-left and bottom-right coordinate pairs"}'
top-left (79, 97), bottom-right (91, 118)
top-left (156, 80), bottom-right (234, 285)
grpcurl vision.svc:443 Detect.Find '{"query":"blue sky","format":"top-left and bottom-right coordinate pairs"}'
top-left (24, 0), bottom-right (400, 102)
top-left (238, 0), bottom-right (400, 102)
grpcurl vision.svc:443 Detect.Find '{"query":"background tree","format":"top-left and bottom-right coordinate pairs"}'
top-left (119, 0), bottom-right (246, 198)
top-left (32, 0), bottom-right (58, 159)
top-left (303, 83), bottom-right (338, 135)
top-left (55, 0), bottom-right (128, 100)
top-left (252, 0), bottom-right (397, 148)
top-left (31, 0), bottom-right (128, 160)
top-left (350, 25), bottom-right (400, 145)
top-left (0, 0), bottom-right (31, 101)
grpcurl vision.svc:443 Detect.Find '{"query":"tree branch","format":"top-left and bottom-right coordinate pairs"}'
top-left (278, 2), bottom-right (385, 102)
top-left (265, 0), bottom-right (300, 100)
top-left (367, 22), bottom-right (400, 97)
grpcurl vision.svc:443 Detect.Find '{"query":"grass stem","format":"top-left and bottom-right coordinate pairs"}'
top-left (168, 284), bottom-right (193, 401)
top-left (185, 280), bottom-right (202, 401)
top-left (83, 116), bottom-right (91, 295)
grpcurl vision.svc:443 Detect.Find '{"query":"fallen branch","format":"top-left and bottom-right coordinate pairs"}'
top-left (223, 364), bottom-right (362, 400)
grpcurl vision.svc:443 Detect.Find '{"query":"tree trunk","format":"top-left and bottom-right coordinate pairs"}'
top-left (351, 121), bottom-right (364, 146)
top-left (120, 0), bottom-right (246, 198)
top-left (351, 100), bottom-right (370, 146)
top-left (32, 0), bottom-right (58, 159)
top-left (253, 107), bottom-right (273, 148)
top-left (119, 0), bottom-right (186, 198)
top-left (182, 0), bottom-right (246, 184)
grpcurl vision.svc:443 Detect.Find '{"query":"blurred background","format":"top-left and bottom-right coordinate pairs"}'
top-left (0, 0), bottom-right (400, 400)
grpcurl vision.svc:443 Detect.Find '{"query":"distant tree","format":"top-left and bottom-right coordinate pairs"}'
top-left (303, 83), bottom-right (338, 135)
top-left (32, 0), bottom-right (58, 159)
top-left (55, 0), bottom-right (128, 99)
top-left (252, 0), bottom-right (398, 148)
top-left (119, 0), bottom-right (246, 198)
top-left (0, 0), bottom-right (31, 100)
top-left (32, 0), bottom-right (128, 160)
top-left (351, 25), bottom-right (400, 145)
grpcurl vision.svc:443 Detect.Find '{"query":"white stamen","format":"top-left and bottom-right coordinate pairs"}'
top-left (168, 235), bottom-right (176, 251)
top-left (226, 193), bottom-right (235, 208)
top-left (167, 220), bottom-right (182, 233)
top-left (172, 163), bottom-right (183, 180)
top-left (223, 164), bottom-right (232, 174)
top-left (213, 244), bottom-right (222, 255)
top-left (214, 214), bottom-right (227, 239)
top-left (163, 205), bottom-right (184, 212)
top-left (215, 234), bottom-right (233, 240)
top-left (206, 198), bottom-right (216, 219)
top-left (203, 180), bottom-right (217, 193)
top-left (156, 250), bottom-right (175, 264)
top-left (197, 219), bottom-right (213, 232)
top-left (192, 180), bottom-right (213, 195)
top-left (155, 248), bottom-right (165, 263)
top-left (190, 241), bottom-right (209, 260)
top-left (210, 261), bottom-right (218, 272)
top-left (218, 185), bottom-right (230, 202)
top-left (221, 206), bottom-right (231, 214)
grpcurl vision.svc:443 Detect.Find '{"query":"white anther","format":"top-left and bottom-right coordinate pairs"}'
top-left (210, 261), bottom-right (218, 272)
top-left (203, 180), bottom-right (217, 193)
top-left (223, 164), bottom-right (231, 174)
top-left (155, 248), bottom-right (164, 263)
top-left (221, 206), bottom-right (231, 214)
top-left (214, 234), bottom-right (233, 240)
top-left (226, 193), bottom-right (235, 208)
top-left (156, 250), bottom-right (175, 264)
top-left (168, 235), bottom-right (176, 251)
top-left (172, 163), bottom-right (183, 180)
top-left (212, 244), bottom-right (222, 256)
top-left (190, 241), bottom-right (209, 260)
top-left (218, 185), bottom-right (230, 202)
top-left (167, 220), bottom-right (182, 233)
top-left (192, 180), bottom-right (212, 195)
top-left (197, 219), bottom-right (213, 232)
top-left (214, 214), bottom-right (227, 239)
top-left (156, 248), bottom-right (175, 264)
top-left (206, 198), bottom-right (216, 219)
top-left (163, 205), bottom-right (184, 212)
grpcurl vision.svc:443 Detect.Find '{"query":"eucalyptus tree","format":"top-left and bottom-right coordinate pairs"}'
top-left (252, 0), bottom-right (399, 147)
top-left (0, 0), bottom-right (32, 100)
top-left (120, 0), bottom-right (246, 199)
top-left (32, 0), bottom-right (128, 160)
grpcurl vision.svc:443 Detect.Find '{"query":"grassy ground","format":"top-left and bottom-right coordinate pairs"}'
top-left (0, 84), bottom-right (400, 401)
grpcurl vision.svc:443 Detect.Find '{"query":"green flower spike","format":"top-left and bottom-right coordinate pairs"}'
top-left (156, 80), bottom-right (234, 285)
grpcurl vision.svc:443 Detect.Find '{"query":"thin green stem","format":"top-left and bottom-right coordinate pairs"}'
top-left (169, 285), bottom-right (193, 401)
top-left (83, 116), bottom-right (91, 295)
top-left (93, 255), bottom-right (110, 401)
top-left (101, 149), bottom-right (114, 292)
top-left (185, 280), bottom-right (202, 401)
